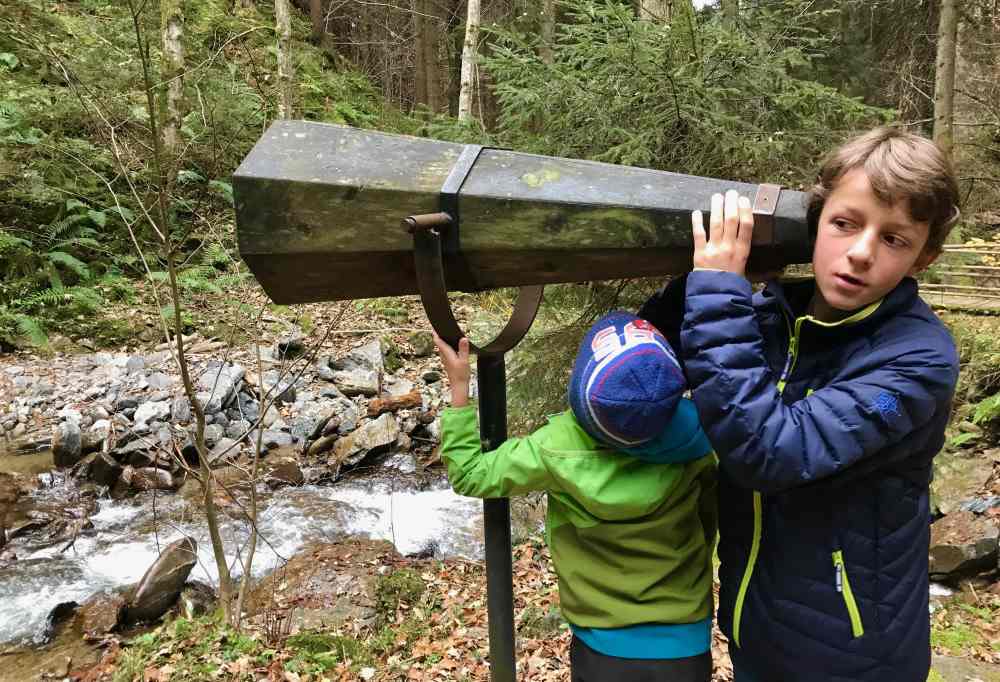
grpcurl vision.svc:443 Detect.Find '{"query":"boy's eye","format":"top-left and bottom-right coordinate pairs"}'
top-left (832, 219), bottom-right (854, 231)
top-left (883, 234), bottom-right (910, 248)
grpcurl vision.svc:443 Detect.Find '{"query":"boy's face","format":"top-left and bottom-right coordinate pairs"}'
top-left (810, 168), bottom-right (938, 322)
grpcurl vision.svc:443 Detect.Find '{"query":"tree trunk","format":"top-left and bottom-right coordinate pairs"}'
top-left (413, 0), bottom-right (428, 108)
top-left (933, 0), bottom-right (959, 158)
top-left (160, 0), bottom-right (184, 168)
top-left (721, 0), bottom-right (738, 27)
top-left (275, 0), bottom-right (295, 119)
top-left (639, 0), bottom-right (672, 21)
top-left (309, 0), bottom-right (324, 45)
top-left (458, 0), bottom-right (480, 121)
top-left (540, 0), bottom-right (556, 64)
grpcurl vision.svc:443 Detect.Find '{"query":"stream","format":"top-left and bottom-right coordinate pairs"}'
top-left (0, 449), bottom-right (504, 648)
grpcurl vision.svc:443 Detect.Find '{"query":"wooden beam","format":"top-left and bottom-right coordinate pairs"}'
top-left (235, 120), bottom-right (812, 303)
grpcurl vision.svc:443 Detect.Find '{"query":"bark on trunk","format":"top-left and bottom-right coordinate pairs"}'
top-left (275, 0), bottom-right (295, 119)
top-left (160, 0), bottom-right (184, 165)
top-left (413, 0), bottom-right (428, 107)
top-left (639, 0), bottom-right (672, 21)
top-left (458, 0), bottom-right (480, 121)
top-left (721, 0), bottom-right (738, 27)
top-left (933, 0), bottom-right (959, 157)
top-left (540, 0), bottom-right (556, 64)
top-left (309, 0), bottom-right (324, 45)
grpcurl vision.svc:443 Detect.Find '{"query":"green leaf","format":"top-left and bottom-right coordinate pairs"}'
top-left (208, 180), bottom-right (234, 207)
top-left (112, 206), bottom-right (136, 223)
top-left (88, 210), bottom-right (107, 227)
top-left (65, 199), bottom-right (89, 213)
top-left (0, 53), bottom-right (19, 70)
top-left (46, 251), bottom-right (91, 279)
top-left (177, 169), bottom-right (205, 184)
top-left (14, 314), bottom-right (47, 347)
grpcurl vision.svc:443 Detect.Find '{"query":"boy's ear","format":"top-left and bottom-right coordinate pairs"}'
top-left (909, 246), bottom-right (941, 276)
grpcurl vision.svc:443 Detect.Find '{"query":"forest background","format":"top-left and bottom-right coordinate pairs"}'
top-left (2, 0), bottom-right (1000, 679)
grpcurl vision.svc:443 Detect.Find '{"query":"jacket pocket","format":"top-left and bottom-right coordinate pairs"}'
top-left (832, 550), bottom-right (865, 638)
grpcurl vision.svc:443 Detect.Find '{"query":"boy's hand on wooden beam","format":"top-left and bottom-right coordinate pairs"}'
top-left (692, 189), bottom-right (754, 278)
top-left (433, 332), bottom-right (471, 407)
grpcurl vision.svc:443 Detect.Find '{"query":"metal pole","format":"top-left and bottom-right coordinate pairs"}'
top-left (476, 352), bottom-right (517, 682)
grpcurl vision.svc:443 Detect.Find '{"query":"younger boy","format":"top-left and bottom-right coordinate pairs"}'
top-left (640, 127), bottom-right (961, 681)
top-left (434, 311), bottom-right (717, 682)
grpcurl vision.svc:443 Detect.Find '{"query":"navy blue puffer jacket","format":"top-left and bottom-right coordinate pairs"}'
top-left (640, 271), bottom-right (958, 682)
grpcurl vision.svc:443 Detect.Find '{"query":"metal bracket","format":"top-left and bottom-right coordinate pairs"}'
top-left (403, 145), bottom-right (543, 357)
top-left (752, 183), bottom-right (781, 245)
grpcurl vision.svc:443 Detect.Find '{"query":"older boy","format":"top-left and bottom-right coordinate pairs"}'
top-left (434, 312), bottom-right (717, 682)
top-left (640, 127), bottom-right (961, 681)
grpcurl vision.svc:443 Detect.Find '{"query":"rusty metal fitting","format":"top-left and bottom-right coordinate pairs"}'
top-left (402, 212), bottom-right (453, 234)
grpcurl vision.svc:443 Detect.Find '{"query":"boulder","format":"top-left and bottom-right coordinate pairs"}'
top-left (276, 330), bottom-right (306, 359)
top-left (123, 536), bottom-right (198, 624)
top-left (329, 413), bottom-right (399, 469)
top-left (52, 420), bottom-right (83, 468)
top-left (133, 400), bottom-right (170, 425)
top-left (261, 429), bottom-right (294, 450)
top-left (78, 591), bottom-right (126, 640)
top-left (112, 466), bottom-right (175, 498)
top-left (307, 434), bottom-right (338, 457)
top-left (367, 390), bottom-right (422, 417)
top-left (262, 370), bottom-right (297, 404)
top-left (88, 452), bottom-right (123, 488)
top-left (334, 340), bottom-right (384, 373)
top-left (266, 455), bottom-right (305, 488)
top-left (407, 331), bottom-right (435, 357)
top-left (197, 362), bottom-right (245, 411)
top-left (176, 580), bottom-right (216, 619)
top-left (929, 510), bottom-right (999, 578)
top-left (171, 396), bottom-right (192, 422)
top-left (332, 368), bottom-right (379, 397)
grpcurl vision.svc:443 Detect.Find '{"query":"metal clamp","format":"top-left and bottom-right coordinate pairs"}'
top-left (752, 183), bottom-right (781, 245)
top-left (404, 144), bottom-right (543, 356)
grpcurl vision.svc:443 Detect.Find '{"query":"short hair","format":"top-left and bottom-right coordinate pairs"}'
top-left (806, 127), bottom-right (961, 253)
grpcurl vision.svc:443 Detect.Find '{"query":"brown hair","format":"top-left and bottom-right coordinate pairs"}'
top-left (807, 127), bottom-right (961, 253)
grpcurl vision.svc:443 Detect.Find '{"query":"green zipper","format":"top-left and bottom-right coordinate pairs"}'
top-left (732, 489), bottom-right (762, 647)
top-left (832, 550), bottom-right (865, 637)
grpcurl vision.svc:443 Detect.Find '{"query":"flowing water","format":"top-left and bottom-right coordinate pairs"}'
top-left (0, 451), bottom-right (497, 647)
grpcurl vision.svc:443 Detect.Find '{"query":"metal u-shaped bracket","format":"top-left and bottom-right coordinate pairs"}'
top-left (404, 212), bottom-right (543, 355)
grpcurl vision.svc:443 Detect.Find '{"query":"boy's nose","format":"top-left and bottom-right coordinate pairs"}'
top-left (846, 230), bottom-right (877, 269)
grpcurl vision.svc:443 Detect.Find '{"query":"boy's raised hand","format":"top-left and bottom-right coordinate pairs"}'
top-left (692, 189), bottom-right (754, 278)
top-left (432, 332), bottom-right (471, 407)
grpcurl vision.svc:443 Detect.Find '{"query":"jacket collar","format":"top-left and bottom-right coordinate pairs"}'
top-left (758, 276), bottom-right (920, 329)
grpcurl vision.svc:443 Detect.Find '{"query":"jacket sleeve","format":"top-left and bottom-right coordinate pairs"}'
top-left (440, 405), bottom-right (560, 498)
top-left (681, 270), bottom-right (958, 494)
top-left (638, 274), bottom-right (688, 359)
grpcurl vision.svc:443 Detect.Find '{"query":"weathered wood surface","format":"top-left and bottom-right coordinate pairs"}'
top-left (235, 120), bottom-right (812, 303)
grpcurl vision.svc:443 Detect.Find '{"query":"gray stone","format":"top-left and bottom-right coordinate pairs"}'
top-left (146, 372), bottom-right (174, 391)
top-left (338, 401), bottom-right (359, 433)
top-left (116, 397), bottom-right (139, 411)
top-left (235, 393), bottom-right (260, 421)
top-left (262, 370), bottom-right (297, 405)
top-left (212, 411), bottom-right (230, 428)
top-left (276, 330), bottom-right (305, 359)
top-left (332, 368), bottom-right (379, 397)
top-left (262, 430), bottom-right (294, 450)
top-left (177, 581), bottom-right (216, 620)
top-left (329, 413), bottom-right (399, 468)
top-left (385, 377), bottom-right (415, 397)
top-left (204, 423), bottom-right (224, 449)
top-left (422, 371), bottom-right (441, 384)
top-left (226, 420), bottom-right (251, 441)
top-left (124, 537), bottom-right (198, 624)
top-left (929, 511), bottom-right (999, 578)
top-left (196, 362), bottom-right (244, 411)
top-left (125, 356), bottom-right (145, 374)
top-left (407, 331), bottom-right (435, 357)
top-left (260, 404), bottom-right (281, 428)
top-left (53, 421), bottom-right (83, 468)
top-left (334, 340), bottom-right (384, 374)
top-left (134, 400), bottom-right (170, 425)
top-left (307, 434), bottom-right (338, 457)
top-left (78, 592), bottom-right (125, 639)
top-left (208, 437), bottom-right (239, 465)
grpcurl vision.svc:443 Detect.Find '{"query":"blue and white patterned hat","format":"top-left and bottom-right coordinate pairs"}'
top-left (568, 311), bottom-right (685, 449)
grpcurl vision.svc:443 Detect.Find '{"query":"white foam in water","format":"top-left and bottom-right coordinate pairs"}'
top-left (0, 481), bottom-right (486, 645)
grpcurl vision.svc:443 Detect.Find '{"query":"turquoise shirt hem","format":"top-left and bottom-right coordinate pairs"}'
top-left (570, 617), bottom-right (712, 659)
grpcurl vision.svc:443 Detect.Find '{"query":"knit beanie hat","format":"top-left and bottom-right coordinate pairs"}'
top-left (568, 311), bottom-right (686, 449)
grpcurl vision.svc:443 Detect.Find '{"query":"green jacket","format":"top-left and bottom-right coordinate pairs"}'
top-left (440, 404), bottom-right (718, 629)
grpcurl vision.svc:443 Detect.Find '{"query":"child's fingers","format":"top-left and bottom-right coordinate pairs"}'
top-left (709, 192), bottom-right (724, 242)
top-left (724, 190), bottom-right (740, 245)
top-left (692, 210), bottom-right (707, 252)
top-left (737, 195), bottom-right (754, 252)
top-left (432, 331), bottom-right (456, 362)
top-left (457, 337), bottom-right (470, 362)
